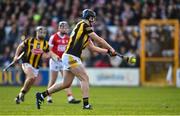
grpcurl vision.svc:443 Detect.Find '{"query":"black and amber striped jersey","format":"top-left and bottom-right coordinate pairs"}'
top-left (65, 20), bottom-right (94, 58)
top-left (22, 37), bottom-right (49, 68)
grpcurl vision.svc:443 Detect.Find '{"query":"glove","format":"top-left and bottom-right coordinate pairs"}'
top-left (107, 49), bottom-right (117, 56)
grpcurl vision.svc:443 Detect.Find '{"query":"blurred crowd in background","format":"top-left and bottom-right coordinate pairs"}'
top-left (0, 0), bottom-right (179, 68)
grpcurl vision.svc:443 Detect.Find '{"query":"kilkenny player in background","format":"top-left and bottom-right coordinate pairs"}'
top-left (47, 21), bottom-right (81, 104)
top-left (14, 26), bottom-right (50, 104)
top-left (36, 9), bottom-right (116, 109)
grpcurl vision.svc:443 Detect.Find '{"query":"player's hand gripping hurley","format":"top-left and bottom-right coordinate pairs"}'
top-left (107, 50), bottom-right (136, 65)
top-left (3, 52), bottom-right (25, 72)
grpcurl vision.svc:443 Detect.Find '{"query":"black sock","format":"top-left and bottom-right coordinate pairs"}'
top-left (83, 97), bottom-right (89, 106)
top-left (42, 90), bottom-right (49, 98)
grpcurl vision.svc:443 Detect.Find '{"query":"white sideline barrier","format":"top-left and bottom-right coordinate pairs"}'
top-left (176, 69), bottom-right (180, 87)
top-left (56, 68), bottom-right (140, 86)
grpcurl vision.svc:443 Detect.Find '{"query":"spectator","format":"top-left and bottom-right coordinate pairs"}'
top-left (0, 19), bottom-right (5, 53)
top-left (6, 23), bottom-right (19, 47)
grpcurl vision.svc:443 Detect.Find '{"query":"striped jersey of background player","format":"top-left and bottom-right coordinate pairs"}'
top-left (13, 26), bottom-right (50, 104)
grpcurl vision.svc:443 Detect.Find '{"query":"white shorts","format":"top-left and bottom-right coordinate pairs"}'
top-left (22, 63), bottom-right (39, 77)
top-left (62, 53), bottom-right (82, 70)
top-left (49, 58), bottom-right (63, 71)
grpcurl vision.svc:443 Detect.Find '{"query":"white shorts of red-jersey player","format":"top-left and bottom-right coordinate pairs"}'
top-left (48, 32), bottom-right (69, 71)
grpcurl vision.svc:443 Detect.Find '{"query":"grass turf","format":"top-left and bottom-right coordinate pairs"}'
top-left (0, 86), bottom-right (180, 115)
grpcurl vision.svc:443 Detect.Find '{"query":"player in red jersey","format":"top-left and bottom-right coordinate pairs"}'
top-left (47, 21), bottom-right (81, 104)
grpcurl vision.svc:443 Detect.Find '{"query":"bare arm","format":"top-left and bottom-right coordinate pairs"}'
top-left (87, 39), bottom-right (108, 53)
top-left (45, 35), bottom-right (60, 61)
top-left (42, 46), bottom-right (60, 61)
top-left (13, 42), bottom-right (24, 61)
top-left (89, 32), bottom-right (115, 52)
top-left (42, 52), bottom-right (51, 59)
top-left (49, 50), bottom-right (60, 61)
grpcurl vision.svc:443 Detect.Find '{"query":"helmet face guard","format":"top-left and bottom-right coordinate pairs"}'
top-left (82, 9), bottom-right (96, 22)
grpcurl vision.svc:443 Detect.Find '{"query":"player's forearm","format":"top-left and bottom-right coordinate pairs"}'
top-left (97, 38), bottom-right (116, 56)
top-left (42, 52), bottom-right (51, 59)
top-left (91, 46), bottom-right (108, 54)
top-left (15, 43), bottom-right (23, 57)
top-left (89, 32), bottom-right (113, 51)
top-left (49, 51), bottom-right (60, 61)
top-left (99, 38), bottom-right (113, 50)
top-left (50, 51), bottom-right (57, 58)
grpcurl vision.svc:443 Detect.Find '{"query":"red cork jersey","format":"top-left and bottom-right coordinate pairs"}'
top-left (49, 32), bottom-right (69, 58)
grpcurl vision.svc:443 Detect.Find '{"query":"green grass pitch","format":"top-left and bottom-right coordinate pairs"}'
top-left (0, 86), bottom-right (180, 115)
